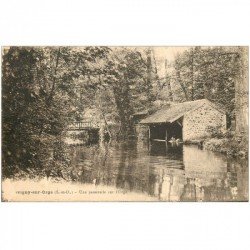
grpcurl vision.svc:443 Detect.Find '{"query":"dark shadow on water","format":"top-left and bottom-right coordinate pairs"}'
top-left (149, 140), bottom-right (183, 160)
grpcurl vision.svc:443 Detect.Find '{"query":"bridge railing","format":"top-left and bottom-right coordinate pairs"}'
top-left (68, 121), bottom-right (99, 130)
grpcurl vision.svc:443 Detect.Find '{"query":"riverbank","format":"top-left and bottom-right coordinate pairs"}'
top-left (184, 137), bottom-right (248, 158)
top-left (203, 137), bottom-right (248, 158)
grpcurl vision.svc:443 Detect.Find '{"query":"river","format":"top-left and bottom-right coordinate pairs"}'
top-left (69, 140), bottom-right (248, 201)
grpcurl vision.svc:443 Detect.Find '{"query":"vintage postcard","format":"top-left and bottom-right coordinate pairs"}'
top-left (1, 46), bottom-right (248, 201)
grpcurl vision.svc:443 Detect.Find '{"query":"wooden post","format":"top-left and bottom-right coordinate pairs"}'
top-left (148, 126), bottom-right (151, 140)
top-left (177, 120), bottom-right (182, 127)
top-left (165, 129), bottom-right (168, 141)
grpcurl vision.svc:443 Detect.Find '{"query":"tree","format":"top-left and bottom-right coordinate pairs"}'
top-left (172, 46), bottom-right (240, 119)
top-left (165, 59), bottom-right (173, 101)
top-left (235, 47), bottom-right (248, 136)
top-left (89, 47), bottom-right (156, 139)
top-left (2, 46), bottom-right (111, 176)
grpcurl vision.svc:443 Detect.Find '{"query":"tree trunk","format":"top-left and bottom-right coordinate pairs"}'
top-left (235, 47), bottom-right (248, 137)
top-left (190, 48), bottom-right (194, 101)
top-left (165, 59), bottom-right (173, 101)
top-left (95, 88), bottom-right (112, 141)
top-left (112, 84), bottom-right (134, 140)
top-left (176, 68), bottom-right (189, 101)
top-left (47, 48), bottom-right (61, 103)
top-left (146, 48), bottom-right (154, 103)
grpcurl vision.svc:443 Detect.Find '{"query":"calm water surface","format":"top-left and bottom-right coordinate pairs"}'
top-left (69, 140), bottom-right (248, 201)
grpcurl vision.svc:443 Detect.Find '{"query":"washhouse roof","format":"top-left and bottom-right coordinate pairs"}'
top-left (139, 99), bottom-right (225, 124)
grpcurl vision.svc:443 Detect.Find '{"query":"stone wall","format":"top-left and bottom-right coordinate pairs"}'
top-left (183, 104), bottom-right (226, 141)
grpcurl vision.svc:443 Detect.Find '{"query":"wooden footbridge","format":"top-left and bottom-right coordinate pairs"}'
top-left (67, 121), bottom-right (100, 144)
top-left (68, 121), bottom-right (99, 131)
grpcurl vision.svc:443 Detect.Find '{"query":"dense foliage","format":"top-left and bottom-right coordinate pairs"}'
top-left (2, 46), bottom-right (111, 177)
top-left (172, 47), bottom-right (241, 119)
top-left (2, 46), bottom-right (156, 176)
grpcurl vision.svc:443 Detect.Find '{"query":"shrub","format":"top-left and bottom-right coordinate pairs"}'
top-left (206, 125), bottom-right (224, 138)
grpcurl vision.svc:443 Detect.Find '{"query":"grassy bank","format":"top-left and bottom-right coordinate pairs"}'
top-left (203, 137), bottom-right (248, 158)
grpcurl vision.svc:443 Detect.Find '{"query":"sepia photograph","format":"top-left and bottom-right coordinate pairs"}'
top-left (1, 46), bottom-right (248, 202)
top-left (1, 1), bottom-right (250, 250)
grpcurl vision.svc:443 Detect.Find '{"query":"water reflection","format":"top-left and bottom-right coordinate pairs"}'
top-left (69, 140), bottom-right (248, 201)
